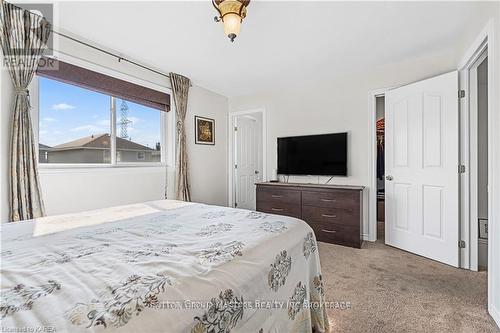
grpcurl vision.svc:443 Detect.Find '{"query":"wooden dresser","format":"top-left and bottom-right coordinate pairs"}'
top-left (256, 182), bottom-right (364, 248)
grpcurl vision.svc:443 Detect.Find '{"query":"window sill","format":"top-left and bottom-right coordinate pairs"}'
top-left (38, 163), bottom-right (172, 174)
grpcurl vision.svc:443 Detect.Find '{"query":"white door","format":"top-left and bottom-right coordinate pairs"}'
top-left (234, 115), bottom-right (262, 209)
top-left (385, 71), bottom-right (459, 267)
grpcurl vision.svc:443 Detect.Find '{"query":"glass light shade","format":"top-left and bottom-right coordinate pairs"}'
top-left (223, 13), bottom-right (241, 39)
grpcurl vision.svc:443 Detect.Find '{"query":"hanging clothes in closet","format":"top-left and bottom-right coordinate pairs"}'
top-left (376, 118), bottom-right (385, 180)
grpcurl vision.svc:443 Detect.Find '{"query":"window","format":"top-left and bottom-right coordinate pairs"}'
top-left (114, 98), bottom-right (161, 163)
top-left (39, 77), bottom-right (110, 164)
top-left (38, 77), bottom-right (164, 165)
top-left (36, 58), bottom-right (170, 166)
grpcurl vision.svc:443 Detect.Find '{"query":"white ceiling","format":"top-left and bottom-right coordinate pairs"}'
top-left (56, 1), bottom-right (496, 97)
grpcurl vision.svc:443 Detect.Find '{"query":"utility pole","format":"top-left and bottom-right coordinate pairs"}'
top-left (119, 100), bottom-right (132, 139)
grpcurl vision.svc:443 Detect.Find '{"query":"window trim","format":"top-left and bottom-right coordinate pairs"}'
top-left (35, 54), bottom-right (174, 170)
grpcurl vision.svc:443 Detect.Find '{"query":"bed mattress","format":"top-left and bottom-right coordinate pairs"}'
top-left (0, 200), bottom-right (329, 332)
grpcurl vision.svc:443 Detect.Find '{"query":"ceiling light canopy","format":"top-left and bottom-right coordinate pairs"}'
top-left (212, 0), bottom-right (250, 42)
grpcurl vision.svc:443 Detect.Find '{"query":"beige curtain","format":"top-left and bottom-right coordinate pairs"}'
top-left (0, 1), bottom-right (51, 221)
top-left (169, 72), bottom-right (191, 201)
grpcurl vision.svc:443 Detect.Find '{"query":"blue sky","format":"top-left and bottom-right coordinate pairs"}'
top-left (39, 77), bottom-right (161, 148)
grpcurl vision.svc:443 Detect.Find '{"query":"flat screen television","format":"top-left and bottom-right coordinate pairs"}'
top-left (277, 132), bottom-right (347, 176)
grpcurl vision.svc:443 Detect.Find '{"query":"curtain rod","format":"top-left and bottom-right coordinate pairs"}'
top-left (5, 1), bottom-right (191, 86)
top-left (4, 1), bottom-right (188, 85)
top-left (51, 30), bottom-right (171, 79)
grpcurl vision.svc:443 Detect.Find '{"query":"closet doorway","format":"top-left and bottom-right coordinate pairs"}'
top-left (466, 49), bottom-right (489, 272)
top-left (369, 90), bottom-right (389, 242)
top-left (375, 96), bottom-right (385, 242)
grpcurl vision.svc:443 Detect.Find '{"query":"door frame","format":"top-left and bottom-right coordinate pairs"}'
top-left (460, 47), bottom-right (487, 271)
top-left (458, 21), bottom-right (491, 271)
top-left (457, 18), bottom-right (499, 326)
top-left (227, 108), bottom-right (267, 208)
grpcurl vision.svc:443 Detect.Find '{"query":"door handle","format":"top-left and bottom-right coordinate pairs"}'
top-left (386, 175), bottom-right (394, 181)
top-left (321, 229), bottom-right (337, 234)
top-left (321, 214), bottom-right (337, 218)
top-left (271, 208), bottom-right (284, 212)
top-left (254, 170), bottom-right (260, 174)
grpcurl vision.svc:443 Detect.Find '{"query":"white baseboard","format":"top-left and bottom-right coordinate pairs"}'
top-left (490, 304), bottom-right (500, 329)
top-left (362, 234), bottom-right (374, 242)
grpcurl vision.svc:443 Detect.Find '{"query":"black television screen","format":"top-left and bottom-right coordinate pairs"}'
top-left (277, 133), bottom-right (347, 176)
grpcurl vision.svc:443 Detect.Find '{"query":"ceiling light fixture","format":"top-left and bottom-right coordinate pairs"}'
top-left (212, 0), bottom-right (250, 42)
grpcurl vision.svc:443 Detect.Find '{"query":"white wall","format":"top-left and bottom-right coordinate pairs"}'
top-left (186, 85), bottom-right (228, 206)
top-left (376, 97), bottom-right (385, 121)
top-left (0, 34), bottom-right (229, 221)
top-left (39, 167), bottom-right (167, 215)
top-left (229, 49), bottom-right (460, 237)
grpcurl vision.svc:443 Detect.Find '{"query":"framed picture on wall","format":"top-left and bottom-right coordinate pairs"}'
top-left (195, 116), bottom-right (215, 145)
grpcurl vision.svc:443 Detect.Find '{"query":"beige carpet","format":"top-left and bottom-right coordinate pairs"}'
top-left (318, 241), bottom-right (499, 333)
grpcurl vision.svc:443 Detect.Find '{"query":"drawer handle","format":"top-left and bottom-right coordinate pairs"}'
top-left (321, 199), bottom-right (336, 202)
top-left (271, 208), bottom-right (284, 212)
top-left (321, 229), bottom-right (337, 233)
top-left (321, 214), bottom-right (337, 218)
top-left (271, 195), bottom-right (283, 198)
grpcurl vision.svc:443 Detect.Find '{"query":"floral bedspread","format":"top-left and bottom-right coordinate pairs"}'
top-left (0, 200), bottom-right (329, 332)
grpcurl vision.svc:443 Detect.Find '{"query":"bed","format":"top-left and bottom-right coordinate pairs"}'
top-left (0, 200), bottom-right (329, 332)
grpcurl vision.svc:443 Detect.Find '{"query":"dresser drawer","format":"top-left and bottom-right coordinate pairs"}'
top-left (257, 187), bottom-right (301, 205)
top-left (309, 221), bottom-right (361, 248)
top-left (302, 205), bottom-right (359, 227)
top-left (302, 190), bottom-right (358, 209)
top-left (256, 201), bottom-right (301, 219)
